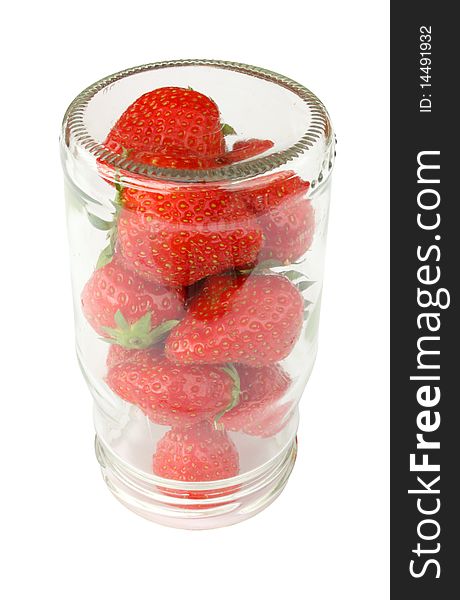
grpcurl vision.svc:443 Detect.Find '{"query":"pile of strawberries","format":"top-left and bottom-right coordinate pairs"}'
top-left (81, 87), bottom-right (315, 485)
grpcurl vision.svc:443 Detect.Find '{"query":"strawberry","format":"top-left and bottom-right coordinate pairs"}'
top-left (96, 86), bottom-right (274, 189)
top-left (106, 344), bottom-right (153, 369)
top-left (81, 254), bottom-right (185, 348)
top-left (220, 364), bottom-right (292, 437)
top-left (104, 87), bottom-right (226, 158)
top-left (126, 146), bottom-right (215, 170)
top-left (117, 186), bottom-right (263, 287)
top-left (236, 171), bottom-right (308, 213)
top-left (224, 138), bottom-right (274, 164)
top-left (258, 197), bottom-right (315, 263)
top-left (152, 421), bottom-right (239, 481)
top-left (237, 170), bottom-right (314, 263)
top-left (106, 350), bottom-right (240, 426)
top-left (165, 273), bottom-right (304, 366)
top-left (128, 138), bottom-right (274, 170)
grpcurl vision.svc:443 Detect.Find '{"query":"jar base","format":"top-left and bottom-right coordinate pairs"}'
top-left (94, 434), bottom-right (297, 530)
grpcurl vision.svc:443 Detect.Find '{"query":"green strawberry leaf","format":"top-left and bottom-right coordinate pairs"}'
top-left (96, 243), bottom-right (114, 269)
top-left (99, 230), bottom-right (117, 266)
top-left (102, 312), bottom-right (179, 350)
top-left (87, 212), bottom-right (114, 231)
top-left (297, 280), bottom-right (315, 292)
top-left (148, 320), bottom-right (180, 343)
top-left (283, 270), bottom-right (306, 281)
top-left (222, 123), bottom-right (236, 136)
top-left (114, 310), bottom-right (130, 330)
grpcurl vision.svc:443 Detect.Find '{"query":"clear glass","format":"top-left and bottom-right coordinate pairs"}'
top-left (61, 60), bottom-right (335, 529)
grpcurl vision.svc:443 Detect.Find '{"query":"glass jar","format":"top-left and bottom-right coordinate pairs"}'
top-left (61, 60), bottom-right (335, 529)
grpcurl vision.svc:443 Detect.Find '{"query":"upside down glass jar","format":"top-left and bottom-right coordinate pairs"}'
top-left (60, 60), bottom-right (335, 529)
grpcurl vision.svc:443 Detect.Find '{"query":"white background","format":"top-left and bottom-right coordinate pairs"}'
top-left (1, 1), bottom-right (389, 598)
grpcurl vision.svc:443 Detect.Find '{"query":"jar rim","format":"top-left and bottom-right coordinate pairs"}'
top-left (62, 59), bottom-right (332, 183)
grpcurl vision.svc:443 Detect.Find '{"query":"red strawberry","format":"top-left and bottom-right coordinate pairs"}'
top-left (106, 350), bottom-right (239, 426)
top-left (224, 138), bottom-right (274, 164)
top-left (104, 87), bottom-right (225, 158)
top-left (221, 364), bottom-right (292, 437)
top-left (237, 170), bottom-right (314, 263)
top-left (127, 146), bottom-right (216, 169)
top-left (81, 254), bottom-right (185, 348)
top-left (106, 344), bottom-right (154, 369)
top-left (128, 138), bottom-right (274, 170)
top-left (117, 186), bottom-right (263, 287)
top-left (165, 273), bottom-right (304, 366)
top-left (258, 197), bottom-right (315, 263)
top-left (152, 421), bottom-right (239, 481)
top-left (238, 171), bottom-right (309, 213)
